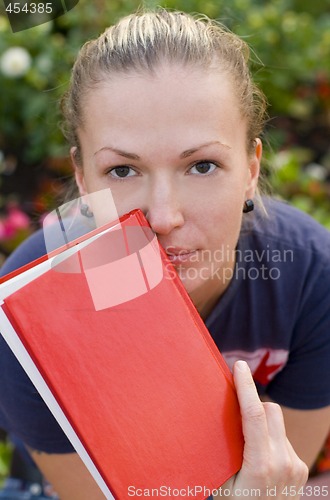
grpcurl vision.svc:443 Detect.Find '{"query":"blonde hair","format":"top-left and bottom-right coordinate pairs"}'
top-left (61, 8), bottom-right (267, 166)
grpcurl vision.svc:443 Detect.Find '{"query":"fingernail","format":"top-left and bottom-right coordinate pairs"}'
top-left (235, 360), bottom-right (249, 372)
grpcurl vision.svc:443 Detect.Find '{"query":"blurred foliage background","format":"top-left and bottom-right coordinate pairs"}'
top-left (0, 0), bottom-right (329, 484)
top-left (0, 0), bottom-right (329, 265)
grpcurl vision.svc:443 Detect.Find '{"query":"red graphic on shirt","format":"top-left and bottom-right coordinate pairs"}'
top-left (222, 348), bottom-right (288, 385)
top-left (252, 351), bottom-right (284, 385)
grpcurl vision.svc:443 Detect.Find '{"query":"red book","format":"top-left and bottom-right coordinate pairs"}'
top-left (0, 208), bottom-right (243, 499)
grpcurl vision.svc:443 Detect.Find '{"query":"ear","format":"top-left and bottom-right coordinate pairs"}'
top-left (71, 147), bottom-right (87, 196)
top-left (245, 138), bottom-right (262, 199)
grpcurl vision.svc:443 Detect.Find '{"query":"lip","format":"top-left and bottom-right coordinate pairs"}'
top-left (165, 248), bottom-right (198, 263)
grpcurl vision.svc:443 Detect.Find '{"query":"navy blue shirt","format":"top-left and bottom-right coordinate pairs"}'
top-left (0, 198), bottom-right (329, 453)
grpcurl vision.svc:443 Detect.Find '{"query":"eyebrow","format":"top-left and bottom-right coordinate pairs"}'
top-left (180, 141), bottom-right (231, 158)
top-left (94, 141), bottom-right (231, 161)
top-left (94, 147), bottom-right (140, 160)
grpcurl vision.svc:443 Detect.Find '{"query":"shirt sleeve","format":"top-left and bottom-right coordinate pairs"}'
top-left (0, 230), bottom-right (74, 452)
top-left (0, 337), bottom-right (75, 452)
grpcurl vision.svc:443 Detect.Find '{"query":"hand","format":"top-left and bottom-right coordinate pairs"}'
top-left (220, 360), bottom-right (309, 499)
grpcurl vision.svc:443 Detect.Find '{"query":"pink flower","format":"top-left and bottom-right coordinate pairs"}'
top-left (0, 205), bottom-right (30, 241)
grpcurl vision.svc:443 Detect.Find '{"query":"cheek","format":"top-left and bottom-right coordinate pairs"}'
top-left (82, 169), bottom-right (105, 192)
top-left (78, 169), bottom-right (132, 216)
top-left (205, 212), bottom-right (242, 260)
top-left (194, 185), bottom-right (244, 247)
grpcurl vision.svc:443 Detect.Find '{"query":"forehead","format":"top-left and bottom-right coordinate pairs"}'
top-left (79, 64), bottom-right (246, 155)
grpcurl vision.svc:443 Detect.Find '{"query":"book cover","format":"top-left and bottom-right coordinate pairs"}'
top-left (0, 206), bottom-right (243, 499)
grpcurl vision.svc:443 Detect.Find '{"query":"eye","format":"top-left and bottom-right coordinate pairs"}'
top-left (107, 166), bottom-right (137, 179)
top-left (189, 161), bottom-right (218, 175)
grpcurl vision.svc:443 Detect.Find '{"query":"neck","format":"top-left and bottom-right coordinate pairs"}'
top-left (190, 275), bottom-right (232, 321)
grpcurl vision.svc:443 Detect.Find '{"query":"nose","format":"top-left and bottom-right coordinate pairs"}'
top-left (144, 180), bottom-right (185, 236)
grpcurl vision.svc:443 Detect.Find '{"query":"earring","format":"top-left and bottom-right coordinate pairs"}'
top-left (80, 203), bottom-right (94, 218)
top-left (243, 199), bottom-right (254, 213)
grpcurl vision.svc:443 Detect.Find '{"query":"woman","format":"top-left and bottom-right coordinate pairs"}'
top-left (0, 9), bottom-right (329, 499)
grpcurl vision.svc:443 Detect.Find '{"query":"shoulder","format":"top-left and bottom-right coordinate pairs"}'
top-left (241, 197), bottom-right (330, 277)
top-left (240, 197), bottom-right (330, 310)
top-left (0, 228), bottom-right (46, 278)
top-left (249, 197), bottom-right (330, 256)
top-left (0, 213), bottom-right (97, 279)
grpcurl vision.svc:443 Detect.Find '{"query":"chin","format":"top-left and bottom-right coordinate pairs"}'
top-left (175, 263), bottom-right (228, 311)
top-left (176, 266), bottom-right (212, 296)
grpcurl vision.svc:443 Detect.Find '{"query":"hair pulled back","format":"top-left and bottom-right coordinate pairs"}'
top-left (61, 9), bottom-right (267, 163)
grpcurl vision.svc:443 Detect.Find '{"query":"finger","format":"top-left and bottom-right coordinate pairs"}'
top-left (285, 438), bottom-right (309, 487)
top-left (263, 401), bottom-right (287, 444)
top-left (263, 402), bottom-right (293, 482)
top-left (233, 360), bottom-right (269, 465)
top-left (264, 401), bottom-right (309, 489)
